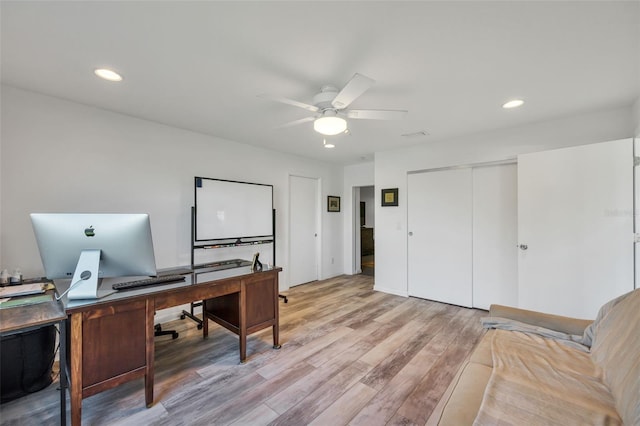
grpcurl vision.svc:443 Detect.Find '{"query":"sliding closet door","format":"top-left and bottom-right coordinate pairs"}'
top-left (518, 139), bottom-right (633, 319)
top-left (472, 164), bottom-right (518, 310)
top-left (408, 168), bottom-right (473, 307)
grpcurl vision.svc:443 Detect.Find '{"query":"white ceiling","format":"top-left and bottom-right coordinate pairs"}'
top-left (2, 1), bottom-right (639, 165)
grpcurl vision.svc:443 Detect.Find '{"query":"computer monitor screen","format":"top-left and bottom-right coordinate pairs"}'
top-left (30, 213), bottom-right (157, 299)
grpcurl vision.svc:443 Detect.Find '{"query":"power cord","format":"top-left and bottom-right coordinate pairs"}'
top-left (55, 273), bottom-right (90, 301)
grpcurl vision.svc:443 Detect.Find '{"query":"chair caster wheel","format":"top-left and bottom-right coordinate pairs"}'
top-left (197, 324), bottom-right (203, 330)
top-left (172, 332), bottom-right (179, 339)
top-left (180, 314), bottom-right (186, 320)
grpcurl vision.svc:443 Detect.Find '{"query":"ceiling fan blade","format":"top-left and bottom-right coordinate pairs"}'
top-left (331, 73), bottom-right (375, 109)
top-left (274, 116), bottom-right (316, 129)
top-left (346, 109), bottom-right (408, 120)
top-left (258, 94), bottom-right (319, 113)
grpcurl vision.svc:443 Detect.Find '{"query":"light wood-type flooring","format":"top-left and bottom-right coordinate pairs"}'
top-left (0, 274), bottom-right (487, 426)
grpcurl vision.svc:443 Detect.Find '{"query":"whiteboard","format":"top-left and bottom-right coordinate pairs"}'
top-left (195, 177), bottom-right (273, 241)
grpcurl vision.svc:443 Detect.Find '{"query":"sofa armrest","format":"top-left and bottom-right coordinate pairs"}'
top-left (489, 304), bottom-right (592, 336)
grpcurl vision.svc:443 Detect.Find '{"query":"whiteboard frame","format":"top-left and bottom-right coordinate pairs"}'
top-left (194, 177), bottom-right (274, 242)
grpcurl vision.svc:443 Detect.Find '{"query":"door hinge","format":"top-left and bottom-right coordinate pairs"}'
top-left (634, 157), bottom-right (640, 167)
top-left (634, 233), bottom-right (640, 243)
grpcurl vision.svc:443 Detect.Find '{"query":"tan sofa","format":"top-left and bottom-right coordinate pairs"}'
top-left (437, 289), bottom-right (640, 425)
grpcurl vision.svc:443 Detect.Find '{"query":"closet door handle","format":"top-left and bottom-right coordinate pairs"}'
top-left (518, 244), bottom-right (528, 250)
top-left (408, 232), bottom-right (413, 236)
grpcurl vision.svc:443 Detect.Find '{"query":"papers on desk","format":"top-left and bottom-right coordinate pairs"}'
top-left (0, 283), bottom-right (45, 298)
top-left (0, 294), bottom-right (53, 309)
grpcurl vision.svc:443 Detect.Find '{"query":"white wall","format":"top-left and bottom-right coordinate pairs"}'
top-left (375, 106), bottom-right (634, 297)
top-left (633, 96), bottom-right (640, 137)
top-left (0, 85), bottom-right (344, 293)
top-left (342, 162), bottom-right (374, 274)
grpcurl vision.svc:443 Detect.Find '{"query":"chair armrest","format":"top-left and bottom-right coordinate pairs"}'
top-left (489, 304), bottom-right (593, 336)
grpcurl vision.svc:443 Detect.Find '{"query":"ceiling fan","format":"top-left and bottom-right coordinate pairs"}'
top-left (260, 73), bottom-right (408, 136)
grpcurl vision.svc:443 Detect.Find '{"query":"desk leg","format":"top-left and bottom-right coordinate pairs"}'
top-left (202, 304), bottom-right (209, 338)
top-left (239, 285), bottom-right (247, 363)
top-left (145, 299), bottom-right (155, 407)
top-left (273, 274), bottom-right (281, 350)
top-left (70, 314), bottom-right (83, 426)
top-left (59, 318), bottom-right (67, 425)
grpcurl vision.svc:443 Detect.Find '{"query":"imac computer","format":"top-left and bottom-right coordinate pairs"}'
top-left (30, 213), bottom-right (157, 300)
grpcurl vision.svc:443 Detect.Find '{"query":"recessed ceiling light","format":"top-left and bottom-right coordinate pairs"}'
top-left (94, 68), bottom-right (123, 82)
top-left (502, 99), bottom-right (524, 109)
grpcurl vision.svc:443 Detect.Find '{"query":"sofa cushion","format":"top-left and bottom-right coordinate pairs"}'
top-left (474, 330), bottom-right (621, 425)
top-left (590, 288), bottom-right (640, 426)
top-left (438, 362), bottom-right (492, 426)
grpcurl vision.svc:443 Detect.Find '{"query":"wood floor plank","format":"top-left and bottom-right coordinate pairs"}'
top-left (307, 381), bottom-right (378, 426)
top-left (256, 325), bottom-right (353, 380)
top-left (359, 311), bottom-right (452, 391)
top-left (359, 318), bottom-right (429, 367)
top-left (373, 297), bottom-right (423, 324)
top-left (305, 320), bottom-right (400, 368)
top-left (265, 339), bottom-right (374, 415)
top-left (0, 274), bottom-right (487, 426)
top-left (267, 360), bottom-right (373, 426)
top-left (228, 403), bottom-right (280, 426)
top-left (395, 308), bottom-right (486, 424)
top-left (348, 361), bottom-right (427, 426)
top-left (200, 359), bottom-right (317, 425)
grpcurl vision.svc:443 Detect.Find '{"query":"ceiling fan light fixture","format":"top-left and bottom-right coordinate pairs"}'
top-left (314, 115), bottom-right (347, 136)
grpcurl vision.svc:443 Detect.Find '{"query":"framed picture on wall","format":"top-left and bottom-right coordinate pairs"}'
top-left (327, 195), bottom-right (341, 212)
top-left (381, 188), bottom-right (398, 207)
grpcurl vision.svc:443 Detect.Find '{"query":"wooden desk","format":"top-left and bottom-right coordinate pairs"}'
top-left (202, 269), bottom-right (281, 356)
top-left (0, 288), bottom-right (68, 425)
top-left (59, 266), bottom-right (281, 426)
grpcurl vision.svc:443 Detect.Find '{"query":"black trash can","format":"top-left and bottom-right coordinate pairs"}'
top-left (0, 325), bottom-right (56, 403)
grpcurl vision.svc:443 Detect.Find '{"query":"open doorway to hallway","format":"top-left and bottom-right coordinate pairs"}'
top-left (359, 186), bottom-right (375, 276)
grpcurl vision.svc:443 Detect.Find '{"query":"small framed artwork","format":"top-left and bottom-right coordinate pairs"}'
top-left (327, 195), bottom-right (341, 212)
top-left (381, 188), bottom-right (398, 207)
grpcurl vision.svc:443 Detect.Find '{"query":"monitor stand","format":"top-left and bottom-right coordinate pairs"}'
top-left (66, 249), bottom-right (115, 300)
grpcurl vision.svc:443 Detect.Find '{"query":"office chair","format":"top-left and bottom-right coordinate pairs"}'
top-left (154, 323), bottom-right (178, 339)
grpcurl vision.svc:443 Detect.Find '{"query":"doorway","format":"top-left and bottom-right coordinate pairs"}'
top-left (359, 186), bottom-right (375, 276)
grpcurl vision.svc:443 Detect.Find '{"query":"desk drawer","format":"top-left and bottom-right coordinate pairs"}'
top-left (71, 300), bottom-right (148, 396)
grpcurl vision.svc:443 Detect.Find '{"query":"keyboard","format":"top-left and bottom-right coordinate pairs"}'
top-left (112, 275), bottom-right (186, 291)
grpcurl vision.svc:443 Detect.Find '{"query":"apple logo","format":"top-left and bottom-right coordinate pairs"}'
top-left (84, 226), bottom-right (95, 237)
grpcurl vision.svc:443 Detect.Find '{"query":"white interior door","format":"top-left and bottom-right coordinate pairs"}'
top-left (408, 168), bottom-right (473, 307)
top-left (472, 164), bottom-right (518, 310)
top-left (289, 175), bottom-right (319, 286)
top-left (518, 139), bottom-right (634, 319)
